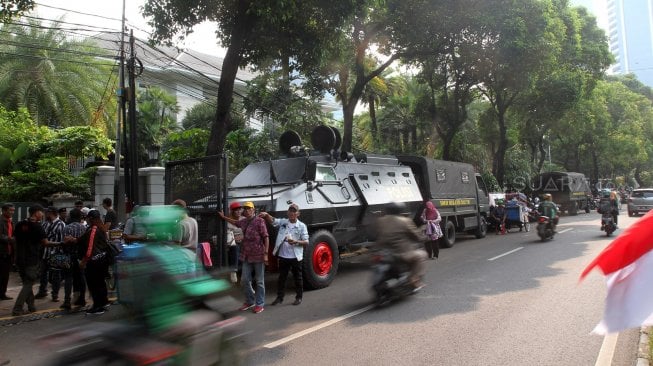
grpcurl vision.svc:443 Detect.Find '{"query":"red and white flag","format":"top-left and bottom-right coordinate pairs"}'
top-left (580, 210), bottom-right (653, 335)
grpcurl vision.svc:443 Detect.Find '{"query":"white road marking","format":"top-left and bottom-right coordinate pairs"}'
top-left (263, 304), bottom-right (375, 348)
top-left (558, 228), bottom-right (573, 234)
top-left (488, 247), bottom-right (524, 261)
top-left (594, 333), bottom-right (618, 366)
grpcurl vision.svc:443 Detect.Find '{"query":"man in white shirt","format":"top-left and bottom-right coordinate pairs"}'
top-left (172, 199), bottom-right (198, 251)
top-left (260, 203), bottom-right (309, 306)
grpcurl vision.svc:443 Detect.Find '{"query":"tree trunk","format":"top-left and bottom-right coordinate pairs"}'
top-left (494, 108), bottom-right (508, 189)
top-left (369, 97), bottom-right (378, 148)
top-left (206, 0), bottom-right (254, 156)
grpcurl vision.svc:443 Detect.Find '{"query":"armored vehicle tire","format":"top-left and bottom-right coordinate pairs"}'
top-left (303, 230), bottom-right (340, 289)
top-left (474, 217), bottom-right (487, 239)
top-left (441, 221), bottom-right (456, 248)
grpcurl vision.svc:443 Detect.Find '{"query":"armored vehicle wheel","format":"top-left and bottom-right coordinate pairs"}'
top-left (474, 217), bottom-right (488, 239)
top-left (441, 221), bottom-right (456, 248)
top-left (303, 230), bottom-right (339, 289)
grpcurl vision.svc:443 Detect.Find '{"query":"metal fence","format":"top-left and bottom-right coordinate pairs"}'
top-left (165, 155), bottom-right (228, 268)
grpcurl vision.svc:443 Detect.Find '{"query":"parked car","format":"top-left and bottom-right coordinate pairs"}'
top-left (627, 188), bottom-right (653, 216)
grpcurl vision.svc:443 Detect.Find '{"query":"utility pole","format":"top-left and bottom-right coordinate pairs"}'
top-left (114, 0), bottom-right (126, 221)
top-left (127, 29), bottom-right (139, 207)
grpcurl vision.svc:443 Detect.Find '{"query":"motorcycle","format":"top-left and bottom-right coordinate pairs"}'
top-left (41, 244), bottom-right (246, 366)
top-left (600, 213), bottom-right (616, 236)
top-left (536, 215), bottom-right (555, 241)
top-left (370, 249), bottom-right (419, 306)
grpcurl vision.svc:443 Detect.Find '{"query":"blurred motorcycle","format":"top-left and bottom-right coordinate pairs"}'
top-left (536, 216), bottom-right (555, 241)
top-left (370, 249), bottom-right (420, 306)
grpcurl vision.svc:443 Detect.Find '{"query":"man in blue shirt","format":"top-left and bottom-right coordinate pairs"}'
top-left (260, 203), bottom-right (309, 306)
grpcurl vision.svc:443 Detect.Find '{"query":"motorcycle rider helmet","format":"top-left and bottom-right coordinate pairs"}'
top-left (385, 201), bottom-right (406, 216)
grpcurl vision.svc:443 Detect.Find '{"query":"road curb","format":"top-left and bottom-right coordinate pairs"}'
top-left (638, 326), bottom-right (650, 366)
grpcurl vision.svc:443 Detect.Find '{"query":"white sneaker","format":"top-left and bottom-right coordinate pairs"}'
top-left (230, 272), bottom-right (238, 283)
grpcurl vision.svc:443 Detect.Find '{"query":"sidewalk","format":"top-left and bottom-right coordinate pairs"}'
top-left (0, 270), bottom-right (93, 322)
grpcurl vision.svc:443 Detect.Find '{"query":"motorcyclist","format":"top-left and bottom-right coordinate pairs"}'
top-left (374, 202), bottom-right (428, 290)
top-left (597, 190), bottom-right (619, 229)
top-left (538, 193), bottom-right (559, 231)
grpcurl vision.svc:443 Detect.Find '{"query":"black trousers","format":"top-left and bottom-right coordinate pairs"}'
top-left (277, 257), bottom-right (303, 300)
top-left (423, 240), bottom-right (439, 258)
top-left (84, 260), bottom-right (109, 309)
top-left (0, 255), bottom-right (10, 296)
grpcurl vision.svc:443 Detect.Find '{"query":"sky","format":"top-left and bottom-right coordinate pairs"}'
top-left (29, 0), bottom-right (226, 56)
top-left (571, 0), bottom-right (608, 30)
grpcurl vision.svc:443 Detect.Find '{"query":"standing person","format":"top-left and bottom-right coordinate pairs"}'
top-left (58, 208), bottom-right (67, 224)
top-left (67, 200), bottom-right (84, 224)
top-left (122, 206), bottom-right (147, 243)
top-left (0, 203), bottom-right (16, 300)
top-left (261, 203), bottom-right (309, 306)
top-left (219, 201), bottom-right (269, 314)
top-left (12, 204), bottom-right (47, 316)
top-left (64, 208), bottom-right (88, 308)
top-left (225, 202), bottom-right (244, 283)
top-left (421, 201), bottom-right (442, 260)
top-left (102, 198), bottom-right (118, 231)
top-left (39, 207), bottom-right (66, 302)
top-left (172, 199), bottom-right (198, 251)
top-left (65, 210), bottom-right (111, 315)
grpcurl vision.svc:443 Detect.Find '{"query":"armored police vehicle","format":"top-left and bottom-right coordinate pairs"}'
top-left (167, 125), bottom-right (490, 289)
top-left (532, 171), bottom-right (592, 215)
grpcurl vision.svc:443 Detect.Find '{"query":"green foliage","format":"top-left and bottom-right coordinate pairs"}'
top-left (135, 86), bottom-right (180, 166)
top-left (224, 128), bottom-right (274, 174)
top-left (161, 128), bottom-right (210, 162)
top-left (0, 0), bottom-right (33, 21)
top-left (182, 102), bottom-right (217, 131)
top-left (0, 105), bottom-right (110, 201)
top-left (0, 156), bottom-right (91, 201)
top-left (0, 18), bottom-right (116, 131)
top-left (43, 126), bottom-right (113, 159)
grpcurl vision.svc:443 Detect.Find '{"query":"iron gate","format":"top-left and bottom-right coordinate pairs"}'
top-left (164, 155), bottom-right (228, 268)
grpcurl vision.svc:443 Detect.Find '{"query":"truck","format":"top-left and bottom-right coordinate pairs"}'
top-left (166, 125), bottom-right (490, 289)
top-left (531, 171), bottom-right (592, 215)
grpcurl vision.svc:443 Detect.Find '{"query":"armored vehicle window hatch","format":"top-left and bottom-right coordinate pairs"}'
top-left (315, 165), bottom-right (337, 181)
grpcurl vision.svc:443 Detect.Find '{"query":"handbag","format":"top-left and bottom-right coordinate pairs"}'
top-left (48, 248), bottom-right (72, 269)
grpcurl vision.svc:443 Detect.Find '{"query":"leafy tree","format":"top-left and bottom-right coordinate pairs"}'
top-left (182, 102), bottom-right (217, 130)
top-left (161, 128), bottom-right (210, 162)
top-left (143, 0), bottom-right (352, 156)
top-left (243, 71), bottom-right (329, 141)
top-left (473, 0), bottom-right (566, 187)
top-left (134, 86), bottom-right (180, 166)
top-left (0, 0), bottom-right (33, 21)
top-left (0, 109), bottom-right (113, 201)
top-left (0, 18), bottom-right (116, 130)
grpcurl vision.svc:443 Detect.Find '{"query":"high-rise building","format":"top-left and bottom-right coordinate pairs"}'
top-left (606, 0), bottom-right (653, 86)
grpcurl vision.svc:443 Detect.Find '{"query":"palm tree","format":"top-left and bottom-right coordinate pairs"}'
top-left (0, 17), bottom-right (116, 130)
top-left (135, 86), bottom-right (180, 166)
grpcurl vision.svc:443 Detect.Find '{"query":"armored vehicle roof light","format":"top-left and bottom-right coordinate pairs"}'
top-left (280, 130), bottom-right (302, 156)
top-left (311, 125), bottom-right (337, 153)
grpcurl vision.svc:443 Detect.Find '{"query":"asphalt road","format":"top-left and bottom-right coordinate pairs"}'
top-left (0, 211), bottom-right (642, 365)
